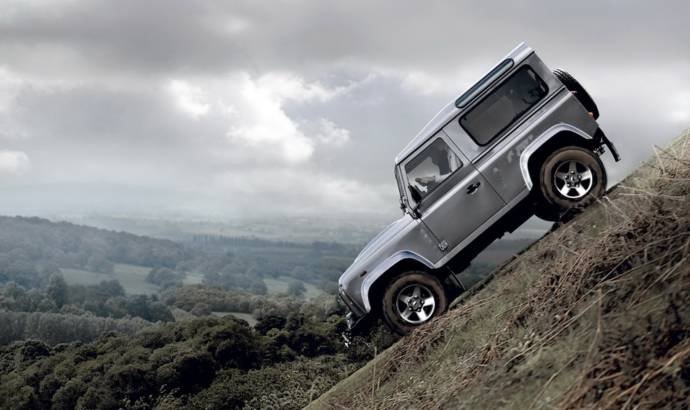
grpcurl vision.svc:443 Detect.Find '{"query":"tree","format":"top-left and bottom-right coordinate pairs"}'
top-left (287, 280), bottom-right (306, 298)
top-left (96, 280), bottom-right (125, 298)
top-left (191, 303), bottom-right (211, 316)
top-left (47, 274), bottom-right (68, 308)
top-left (255, 315), bottom-right (287, 335)
top-left (250, 281), bottom-right (268, 295)
top-left (146, 267), bottom-right (184, 289)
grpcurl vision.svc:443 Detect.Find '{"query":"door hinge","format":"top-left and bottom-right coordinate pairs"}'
top-left (438, 240), bottom-right (449, 252)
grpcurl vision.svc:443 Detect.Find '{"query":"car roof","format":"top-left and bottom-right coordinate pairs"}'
top-left (394, 42), bottom-right (534, 165)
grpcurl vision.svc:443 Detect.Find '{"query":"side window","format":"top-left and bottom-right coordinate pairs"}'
top-left (405, 138), bottom-right (462, 201)
top-left (460, 66), bottom-right (548, 146)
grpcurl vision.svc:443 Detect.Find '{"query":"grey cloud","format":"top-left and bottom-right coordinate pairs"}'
top-left (0, 0), bottom-right (688, 222)
top-left (3, 1), bottom-right (689, 77)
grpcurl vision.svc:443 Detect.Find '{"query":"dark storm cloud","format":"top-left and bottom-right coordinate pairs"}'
top-left (0, 0), bottom-right (688, 219)
top-left (3, 1), bottom-right (689, 75)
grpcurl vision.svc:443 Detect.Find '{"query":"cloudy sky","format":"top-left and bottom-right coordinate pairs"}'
top-left (0, 0), bottom-right (688, 221)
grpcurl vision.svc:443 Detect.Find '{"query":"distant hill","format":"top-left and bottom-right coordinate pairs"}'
top-left (0, 215), bottom-right (190, 288)
top-left (0, 215), bottom-right (358, 297)
top-left (0, 311), bottom-right (150, 345)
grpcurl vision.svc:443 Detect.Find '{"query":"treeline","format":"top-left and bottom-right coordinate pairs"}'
top-left (0, 311), bottom-right (382, 410)
top-left (0, 276), bottom-right (174, 323)
top-left (190, 234), bottom-right (360, 253)
top-left (162, 285), bottom-right (339, 319)
top-left (186, 251), bottom-right (270, 295)
top-left (0, 216), bottom-right (191, 288)
top-left (0, 311), bottom-right (150, 345)
top-left (183, 246), bottom-right (351, 295)
top-left (186, 234), bottom-right (359, 294)
top-left (0, 215), bottom-right (355, 297)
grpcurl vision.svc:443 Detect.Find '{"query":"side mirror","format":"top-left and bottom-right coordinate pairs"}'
top-left (407, 186), bottom-right (423, 218)
top-left (408, 185), bottom-right (422, 203)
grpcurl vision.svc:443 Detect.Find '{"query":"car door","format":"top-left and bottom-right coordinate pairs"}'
top-left (403, 133), bottom-right (505, 260)
top-left (444, 61), bottom-right (551, 204)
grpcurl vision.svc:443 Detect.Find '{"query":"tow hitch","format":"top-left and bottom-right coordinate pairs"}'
top-left (342, 331), bottom-right (352, 348)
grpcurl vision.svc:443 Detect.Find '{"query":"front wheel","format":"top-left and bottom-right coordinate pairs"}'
top-left (538, 146), bottom-right (606, 213)
top-left (381, 271), bottom-right (448, 335)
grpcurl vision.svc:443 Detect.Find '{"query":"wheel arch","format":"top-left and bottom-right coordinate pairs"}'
top-left (520, 123), bottom-right (599, 191)
top-left (361, 252), bottom-right (436, 314)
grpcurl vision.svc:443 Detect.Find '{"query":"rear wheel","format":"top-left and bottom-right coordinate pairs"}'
top-left (539, 146), bottom-right (606, 212)
top-left (382, 271), bottom-right (448, 335)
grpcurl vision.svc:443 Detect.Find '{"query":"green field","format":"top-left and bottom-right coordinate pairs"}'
top-left (61, 263), bottom-right (159, 295)
top-left (182, 272), bottom-right (204, 285)
top-left (61, 264), bottom-right (324, 301)
top-left (263, 276), bottom-right (324, 299)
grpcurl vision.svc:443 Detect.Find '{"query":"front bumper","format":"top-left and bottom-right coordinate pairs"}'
top-left (339, 286), bottom-right (368, 334)
top-left (345, 311), bottom-right (366, 332)
top-left (338, 285), bottom-right (365, 316)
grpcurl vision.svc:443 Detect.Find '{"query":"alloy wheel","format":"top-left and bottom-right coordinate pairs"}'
top-left (395, 283), bottom-right (436, 324)
top-left (553, 160), bottom-right (594, 199)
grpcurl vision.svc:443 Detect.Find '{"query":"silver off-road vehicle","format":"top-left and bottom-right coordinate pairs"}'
top-left (338, 43), bottom-right (620, 335)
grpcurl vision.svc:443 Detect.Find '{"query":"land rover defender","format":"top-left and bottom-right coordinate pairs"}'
top-left (338, 43), bottom-right (620, 335)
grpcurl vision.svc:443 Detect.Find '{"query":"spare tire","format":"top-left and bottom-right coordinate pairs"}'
top-left (553, 69), bottom-right (599, 119)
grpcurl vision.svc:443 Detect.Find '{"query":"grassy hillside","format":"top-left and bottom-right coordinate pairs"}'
top-left (309, 130), bottom-right (690, 409)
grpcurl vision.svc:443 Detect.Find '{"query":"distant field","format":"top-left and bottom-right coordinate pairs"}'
top-left (182, 272), bottom-right (204, 285)
top-left (263, 276), bottom-right (324, 299)
top-left (61, 264), bottom-right (325, 301)
top-left (61, 263), bottom-right (159, 295)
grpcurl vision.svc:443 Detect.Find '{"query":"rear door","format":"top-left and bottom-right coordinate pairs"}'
top-left (445, 61), bottom-right (552, 203)
top-left (402, 133), bottom-right (504, 260)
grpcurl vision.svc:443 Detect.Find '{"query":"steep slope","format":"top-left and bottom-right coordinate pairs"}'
top-left (309, 131), bottom-right (690, 409)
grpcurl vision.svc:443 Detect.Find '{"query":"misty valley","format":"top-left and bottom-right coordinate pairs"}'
top-left (0, 214), bottom-right (530, 409)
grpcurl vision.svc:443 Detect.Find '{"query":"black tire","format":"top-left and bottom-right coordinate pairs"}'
top-left (553, 69), bottom-right (599, 119)
top-left (532, 200), bottom-right (561, 222)
top-left (382, 271), bottom-right (448, 335)
top-left (539, 146), bottom-right (606, 212)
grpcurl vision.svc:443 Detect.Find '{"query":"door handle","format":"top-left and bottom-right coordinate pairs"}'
top-left (466, 181), bottom-right (481, 195)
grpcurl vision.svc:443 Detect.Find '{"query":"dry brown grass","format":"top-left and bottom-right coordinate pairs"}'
top-left (310, 130), bottom-right (690, 410)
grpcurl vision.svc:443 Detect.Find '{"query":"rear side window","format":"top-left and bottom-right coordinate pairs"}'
top-left (460, 66), bottom-right (548, 146)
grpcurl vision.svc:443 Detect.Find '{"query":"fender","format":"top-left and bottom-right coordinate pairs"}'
top-left (359, 250), bottom-right (434, 313)
top-left (519, 123), bottom-right (595, 190)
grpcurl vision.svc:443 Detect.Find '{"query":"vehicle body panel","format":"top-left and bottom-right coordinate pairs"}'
top-left (339, 213), bottom-right (442, 313)
top-left (418, 160), bottom-right (505, 261)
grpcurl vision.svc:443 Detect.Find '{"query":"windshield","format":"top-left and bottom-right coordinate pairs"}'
top-left (395, 166), bottom-right (408, 207)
